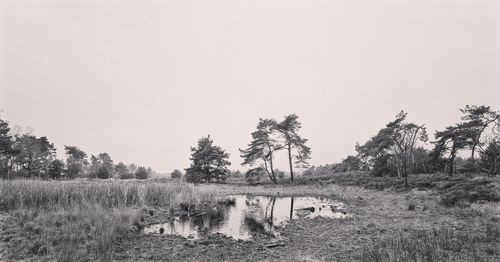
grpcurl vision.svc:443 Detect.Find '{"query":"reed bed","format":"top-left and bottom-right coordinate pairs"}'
top-left (0, 180), bottom-right (226, 211)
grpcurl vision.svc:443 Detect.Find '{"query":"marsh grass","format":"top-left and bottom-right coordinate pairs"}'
top-left (0, 180), bottom-right (232, 261)
top-left (6, 205), bottom-right (137, 262)
top-left (0, 180), bottom-right (227, 211)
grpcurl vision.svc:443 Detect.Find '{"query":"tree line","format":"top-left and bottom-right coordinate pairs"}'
top-left (0, 119), bottom-right (154, 180)
top-left (304, 105), bottom-right (500, 186)
top-left (2, 106), bottom-right (499, 183)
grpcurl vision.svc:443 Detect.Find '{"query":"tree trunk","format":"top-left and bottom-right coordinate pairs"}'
top-left (263, 159), bottom-right (276, 184)
top-left (448, 156), bottom-right (455, 177)
top-left (287, 144), bottom-right (294, 182)
top-left (448, 142), bottom-right (457, 177)
top-left (403, 161), bottom-right (408, 187)
top-left (269, 154), bottom-right (277, 184)
top-left (421, 159), bottom-right (428, 174)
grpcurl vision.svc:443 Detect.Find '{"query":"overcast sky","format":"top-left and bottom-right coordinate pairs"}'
top-left (1, 0), bottom-right (499, 173)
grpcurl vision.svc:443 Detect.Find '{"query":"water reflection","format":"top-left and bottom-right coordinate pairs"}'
top-left (144, 195), bottom-right (350, 240)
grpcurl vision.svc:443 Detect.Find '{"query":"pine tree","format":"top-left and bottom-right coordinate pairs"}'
top-left (240, 119), bottom-right (281, 183)
top-left (185, 135), bottom-right (231, 183)
top-left (276, 114), bottom-right (311, 182)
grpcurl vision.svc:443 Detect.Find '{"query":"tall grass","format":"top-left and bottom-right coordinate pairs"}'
top-left (7, 205), bottom-right (136, 262)
top-left (0, 180), bottom-right (228, 261)
top-left (0, 180), bottom-right (225, 211)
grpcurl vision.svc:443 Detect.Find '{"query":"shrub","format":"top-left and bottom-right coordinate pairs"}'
top-left (439, 177), bottom-right (500, 207)
top-left (135, 167), bottom-right (148, 180)
top-left (244, 167), bottom-right (266, 185)
top-left (170, 169), bottom-right (183, 179)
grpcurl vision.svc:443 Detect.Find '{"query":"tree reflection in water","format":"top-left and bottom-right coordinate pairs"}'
top-left (144, 195), bottom-right (348, 240)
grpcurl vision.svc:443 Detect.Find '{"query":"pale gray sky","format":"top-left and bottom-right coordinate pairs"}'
top-left (1, 0), bottom-right (499, 172)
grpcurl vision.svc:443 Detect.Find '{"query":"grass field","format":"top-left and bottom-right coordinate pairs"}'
top-left (0, 173), bottom-right (499, 261)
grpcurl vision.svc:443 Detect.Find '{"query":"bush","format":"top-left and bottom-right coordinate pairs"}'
top-left (48, 159), bottom-right (65, 180)
top-left (135, 167), bottom-right (148, 180)
top-left (244, 167), bottom-right (266, 185)
top-left (170, 169), bottom-right (183, 179)
top-left (480, 141), bottom-right (500, 176)
top-left (439, 177), bottom-right (500, 207)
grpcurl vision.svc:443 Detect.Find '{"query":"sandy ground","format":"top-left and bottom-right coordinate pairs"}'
top-left (112, 185), bottom-right (496, 262)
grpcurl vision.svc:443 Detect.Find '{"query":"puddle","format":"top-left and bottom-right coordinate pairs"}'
top-left (144, 195), bottom-right (350, 240)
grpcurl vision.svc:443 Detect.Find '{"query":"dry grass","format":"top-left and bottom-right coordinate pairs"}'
top-left (1, 177), bottom-right (499, 261)
top-left (0, 180), bottom-right (229, 261)
top-left (358, 223), bottom-right (500, 262)
top-left (0, 180), bottom-right (226, 211)
top-left (5, 205), bottom-right (136, 262)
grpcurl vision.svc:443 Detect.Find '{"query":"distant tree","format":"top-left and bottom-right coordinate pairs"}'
top-left (89, 153), bottom-right (114, 179)
top-left (479, 140), bottom-right (500, 176)
top-left (369, 154), bottom-right (398, 177)
top-left (431, 124), bottom-right (470, 177)
top-left (357, 111), bottom-right (427, 186)
top-left (13, 135), bottom-right (56, 179)
top-left (276, 114), bottom-right (311, 182)
top-left (115, 162), bottom-right (133, 179)
top-left (341, 155), bottom-right (364, 172)
top-left (0, 118), bottom-right (17, 179)
top-left (128, 163), bottom-right (138, 174)
top-left (185, 135), bottom-right (231, 183)
top-left (302, 166), bottom-right (316, 176)
top-left (244, 167), bottom-right (266, 184)
top-left (146, 167), bottom-right (153, 177)
top-left (409, 147), bottom-right (433, 174)
top-left (240, 119), bottom-right (281, 184)
top-left (135, 166), bottom-right (149, 180)
top-left (230, 170), bottom-right (243, 178)
top-left (276, 169), bottom-right (285, 180)
top-left (171, 169), bottom-right (183, 179)
top-left (48, 159), bottom-right (65, 180)
top-left (64, 146), bottom-right (88, 179)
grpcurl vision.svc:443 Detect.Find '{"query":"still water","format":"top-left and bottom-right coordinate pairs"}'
top-left (144, 195), bottom-right (350, 240)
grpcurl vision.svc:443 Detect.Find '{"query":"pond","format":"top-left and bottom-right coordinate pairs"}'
top-left (143, 195), bottom-right (350, 240)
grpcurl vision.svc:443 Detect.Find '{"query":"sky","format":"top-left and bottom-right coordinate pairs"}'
top-left (1, 0), bottom-right (499, 173)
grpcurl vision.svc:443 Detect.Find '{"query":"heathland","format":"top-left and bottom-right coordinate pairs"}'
top-left (1, 105), bottom-right (499, 261)
top-left (0, 172), bottom-right (499, 262)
